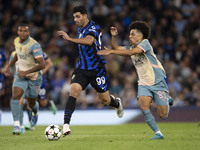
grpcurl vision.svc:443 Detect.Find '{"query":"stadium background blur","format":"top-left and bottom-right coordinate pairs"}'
top-left (0, 0), bottom-right (200, 111)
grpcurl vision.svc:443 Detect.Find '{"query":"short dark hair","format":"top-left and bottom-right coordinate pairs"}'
top-left (129, 21), bottom-right (151, 39)
top-left (73, 6), bottom-right (87, 14)
top-left (18, 23), bottom-right (29, 30)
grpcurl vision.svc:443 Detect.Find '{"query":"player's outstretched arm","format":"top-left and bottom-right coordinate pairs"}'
top-left (57, 31), bottom-right (94, 45)
top-left (57, 31), bottom-right (70, 40)
top-left (98, 46), bottom-right (143, 56)
top-left (110, 27), bottom-right (126, 50)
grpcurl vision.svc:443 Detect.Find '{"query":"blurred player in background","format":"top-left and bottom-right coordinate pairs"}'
top-left (24, 52), bottom-right (57, 130)
top-left (9, 51), bottom-right (56, 131)
top-left (8, 50), bottom-right (26, 133)
top-left (98, 21), bottom-right (174, 140)
top-left (0, 48), bottom-right (7, 97)
top-left (57, 5), bottom-right (124, 136)
top-left (4, 24), bottom-right (45, 134)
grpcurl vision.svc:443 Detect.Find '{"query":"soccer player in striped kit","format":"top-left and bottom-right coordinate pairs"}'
top-left (57, 6), bottom-right (124, 136)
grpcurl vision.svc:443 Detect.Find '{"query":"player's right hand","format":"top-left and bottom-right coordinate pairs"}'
top-left (57, 31), bottom-right (70, 40)
top-left (97, 46), bottom-right (112, 55)
top-left (110, 27), bottom-right (118, 37)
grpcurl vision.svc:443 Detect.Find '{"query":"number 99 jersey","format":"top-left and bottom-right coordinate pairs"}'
top-left (71, 67), bottom-right (110, 93)
top-left (77, 20), bottom-right (106, 70)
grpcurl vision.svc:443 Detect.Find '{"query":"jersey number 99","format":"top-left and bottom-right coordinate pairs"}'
top-left (96, 77), bottom-right (105, 85)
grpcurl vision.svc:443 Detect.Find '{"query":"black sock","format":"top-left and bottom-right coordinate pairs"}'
top-left (109, 96), bottom-right (119, 108)
top-left (64, 96), bottom-right (76, 124)
top-left (47, 100), bottom-right (53, 107)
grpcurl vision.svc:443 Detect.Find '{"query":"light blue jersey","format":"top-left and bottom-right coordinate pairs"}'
top-left (13, 36), bottom-right (43, 98)
top-left (126, 39), bottom-right (170, 105)
top-left (14, 36), bottom-right (43, 80)
top-left (126, 39), bottom-right (166, 86)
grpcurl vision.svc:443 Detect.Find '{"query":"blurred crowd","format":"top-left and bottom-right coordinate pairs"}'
top-left (0, 0), bottom-right (200, 109)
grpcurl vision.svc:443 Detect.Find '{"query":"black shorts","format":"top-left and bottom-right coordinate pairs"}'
top-left (71, 68), bottom-right (110, 93)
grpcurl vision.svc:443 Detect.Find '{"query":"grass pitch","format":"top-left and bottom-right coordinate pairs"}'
top-left (0, 123), bottom-right (199, 150)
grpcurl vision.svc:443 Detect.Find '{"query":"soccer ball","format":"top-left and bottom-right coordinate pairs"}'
top-left (44, 124), bottom-right (62, 141)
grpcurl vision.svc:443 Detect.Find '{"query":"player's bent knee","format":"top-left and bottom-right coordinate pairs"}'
top-left (140, 106), bottom-right (150, 111)
top-left (159, 113), bottom-right (168, 120)
top-left (13, 94), bottom-right (22, 100)
top-left (40, 101), bottom-right (47, 107)
top-left (70, 89), bottom-right (81, 98)
top-left (27, 98), bottom-right (37, 107)
top-left (28, 101), bottom-right (36, 108)
top-left (101, 99), bottom-right (109, 105)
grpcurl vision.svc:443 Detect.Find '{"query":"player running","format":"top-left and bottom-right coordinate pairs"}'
top-left (9, 51), bottom-right (57, 131)
top-left (57, 5), bottom-right (124, 136)
top-left (24, 52), bottom-right (57, 130)
top-left (0, 48), bottom-right (7, 97)
top-left (98, 21), bottom-right (174, 140)
top-left (4, 24), bottom-right (45, 134)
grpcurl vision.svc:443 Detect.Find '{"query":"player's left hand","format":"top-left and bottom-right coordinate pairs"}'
top-left (3, 66), bottom-right (10, 77)
top-left (18, 71), bottom-right (27, 78)
top-left (97, 46), bottom-right (112, 55)
top-left (57, 31), bottom-right (70, 40)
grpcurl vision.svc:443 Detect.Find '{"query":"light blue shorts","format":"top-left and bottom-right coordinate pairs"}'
top-left (13, 73), bottom-right (42, 98)
top-left (137, 79), bottom-right (170, 105)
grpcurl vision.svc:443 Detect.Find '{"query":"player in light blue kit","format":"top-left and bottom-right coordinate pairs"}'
top-left (4, 24), bottom-right (45, 134)
top-left (98, 21), bottom-right (173, 140)
top-left (9, 51), bottom-right (56, 132)
top-left (24, 52), bottom-right (57, 130)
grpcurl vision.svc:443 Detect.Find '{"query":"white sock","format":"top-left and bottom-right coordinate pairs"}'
top-left (14, 121), bottom-right (20, 127)
top-left (156, 130), bottom-right (162, 135)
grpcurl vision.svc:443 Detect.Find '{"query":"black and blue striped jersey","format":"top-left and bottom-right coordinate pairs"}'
top-left (43, 52), bottom-right (48, 61)
top-left (0, 49), bottom-right (7, 80)
top-left (76, 21), bottom-right (106, 70)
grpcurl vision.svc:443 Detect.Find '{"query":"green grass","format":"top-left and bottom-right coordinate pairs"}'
top-left (0, 123), bottom-right (199, 150)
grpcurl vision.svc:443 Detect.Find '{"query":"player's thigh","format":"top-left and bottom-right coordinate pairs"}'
top-left (138, 96), bottom-right (152, 111)
top-left (138, 85), bottom-right (153, 98)
top-left (90, 67), bottom-right (110, 93)
top-left (27, 76), bottom-right (42, 99)
top-left (151, 80), bottom-right (170, 117)
top-left (70, 69), bottom-right (89, 92)
top-left (12, 74), bottom-right (28, 98)
top-left (70, 83), bottom-right (82, 98)
top-left (153, 90), bottom-right (169, 117)
top-left (151, 80), bottom-right (170, 106)
top-left (26, 77), bottom-right (42, 107)
top-left (138, 85), bottom-right (153, 110)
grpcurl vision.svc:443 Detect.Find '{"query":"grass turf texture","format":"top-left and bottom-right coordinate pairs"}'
top-left (0, 123), bottom-right (199, 150)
